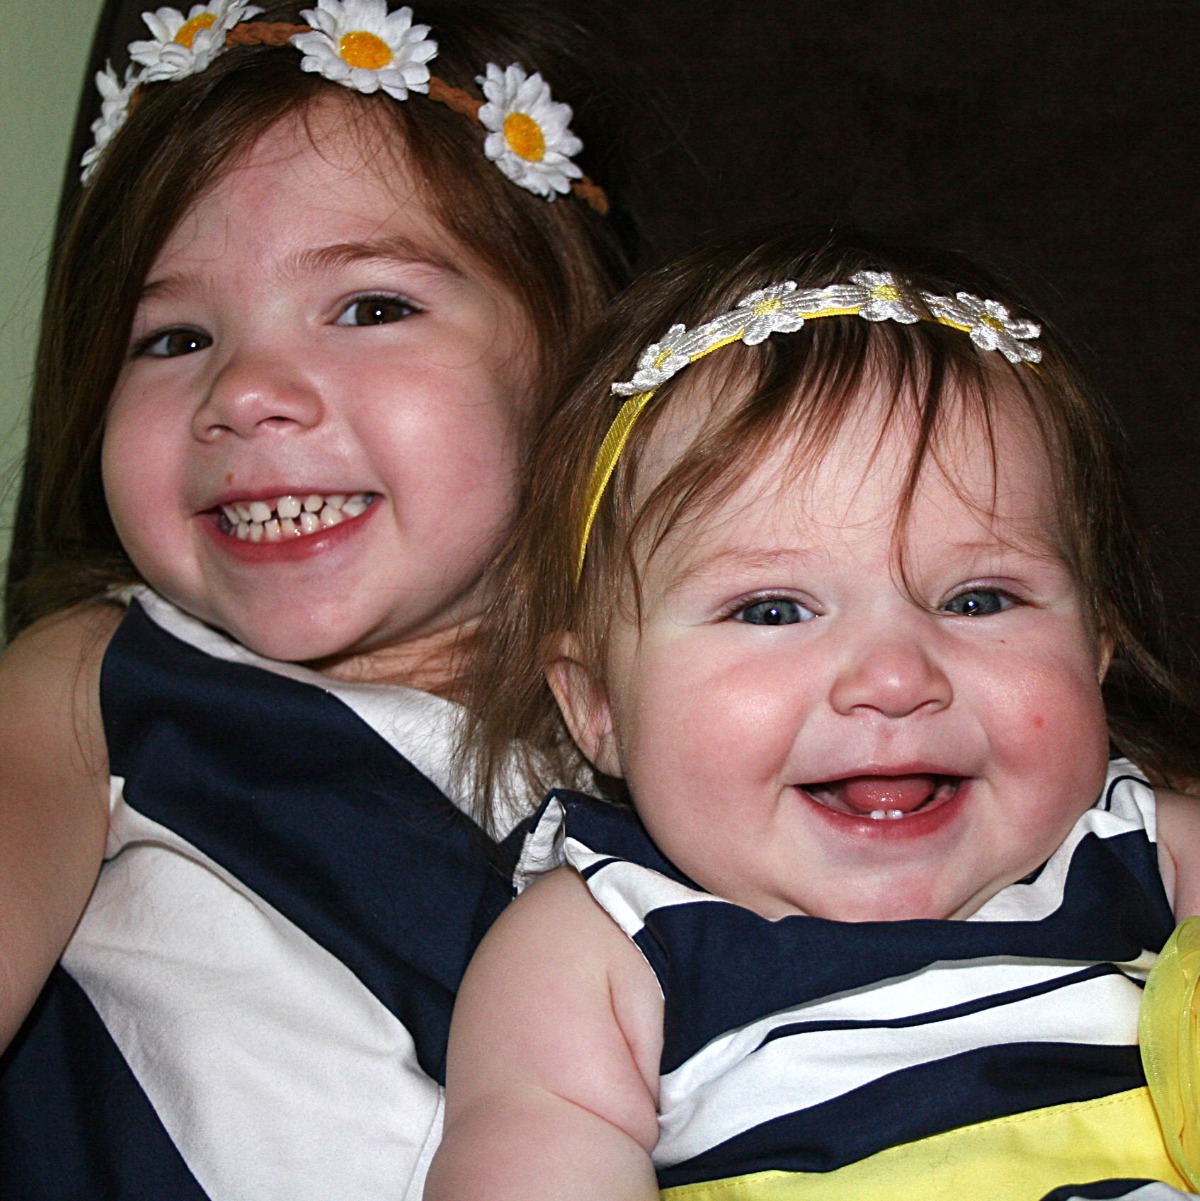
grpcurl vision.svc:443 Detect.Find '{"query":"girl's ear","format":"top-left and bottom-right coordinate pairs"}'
top-left (544, 633), bottom-right (623, 779)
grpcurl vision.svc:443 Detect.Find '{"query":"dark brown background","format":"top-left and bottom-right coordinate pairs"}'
top-left (67, 2), bottom-right (1200, 621)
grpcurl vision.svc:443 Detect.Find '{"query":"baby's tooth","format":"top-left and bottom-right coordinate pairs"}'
top-left (249, 522), bottom-right (263, 543)
top-left (264, 519), bottom-right (282, 542)
top-left (303, 494), bottom-right (323, 513)
top-left (341, 495), bottom-right (368, 518)
top-left (277, 495), bottom-right (302, 520)
top-left (319, 505), bottom-right (344, 527)
top-left (236, 522), bottom-right (251, 540)
top-left (249, 500), bottom-right (272, 523)
top-left (870, 810), bottom-right (886, 820)
top-left (280, 517), bottom-right (299, 537)
top-left (300, 511), bottom-right (320, 535)
top-left (235, 503), bottom-right (253, 523)
top-left (222, 505), bottom-right (240, 526)
top-left (326, 494), bottom-right (346, 510)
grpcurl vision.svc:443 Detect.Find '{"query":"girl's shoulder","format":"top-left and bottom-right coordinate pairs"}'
top-left (1, 598), bottom-right (123, 729)
top-left (0, 598), bottom-right (121, 1045)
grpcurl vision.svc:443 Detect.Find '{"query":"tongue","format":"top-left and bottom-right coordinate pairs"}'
top-left (837, 774), bottom-right (938, 814)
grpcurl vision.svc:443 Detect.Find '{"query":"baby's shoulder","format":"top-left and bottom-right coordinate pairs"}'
top-left (1153, 788), bottom-right (1200, 919)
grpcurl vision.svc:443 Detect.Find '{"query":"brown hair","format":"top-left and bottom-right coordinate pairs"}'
top-left (467, 224), bottom-right (1200, 830)
top-left (4, 0), bottom-right (633, 639)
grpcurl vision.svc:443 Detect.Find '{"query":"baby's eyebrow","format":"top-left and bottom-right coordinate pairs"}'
top-left (661, 546), bottom-right (815, 594)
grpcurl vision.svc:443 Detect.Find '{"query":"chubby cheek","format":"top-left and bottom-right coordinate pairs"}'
top-left (983, 642), bottom-right (1111, 793)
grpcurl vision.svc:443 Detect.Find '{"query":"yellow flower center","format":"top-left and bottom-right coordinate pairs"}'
top-left (339, 30), bottom-right (393, 70)
top-left (982, 314), bottom-right (1004, 330)
top-left (872, 283), bottom-right (902, 302)
top-left (504, 112), bottom-right (546, 162)
top-left (752, 297), bottom-right (783, 317)
top-left (175, 12), bottom-right (216, 48)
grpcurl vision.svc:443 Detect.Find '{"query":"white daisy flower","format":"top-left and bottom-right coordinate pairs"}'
top-left (80, 61), bottom-right (141, 183)
top-left (130, 2), bottom-right (261, 82)
top-left (478, 63), bottom-right (583, 199)
top-left (612, 324), bottom-right (693, 396)
top-left (733, 282), bottom-right (807, 345)
top-left (852, 270), bottom-right (923, 323)
top-left (293, 0), bottom-right (437, 100)
top-left (953, 292), bottom-right (1043, 363)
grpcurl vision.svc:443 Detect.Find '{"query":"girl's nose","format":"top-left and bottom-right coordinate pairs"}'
top-left (192, 350), bottom-right (323, 441)
top-left (829, 631), bottom-right (953, 719)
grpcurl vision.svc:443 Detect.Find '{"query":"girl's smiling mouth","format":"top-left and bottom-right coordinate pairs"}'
top-left (216, 492), bottom-right (376, 542)
top-left (802, 774), bottom-right (963, 822)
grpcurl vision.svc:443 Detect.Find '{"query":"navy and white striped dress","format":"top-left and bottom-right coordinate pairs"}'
top-left (0, 589), bottom-right (518, 1201)
top-left (516, 762), bottom-right (1197, 1200)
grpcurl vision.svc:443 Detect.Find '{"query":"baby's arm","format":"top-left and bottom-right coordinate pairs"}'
top-left (0, 603), bottom-right (117, 1046)
top-left (425, 865), bottom-right (664, 1201)
top-left (1154, 789), bottom-right (1200, 918)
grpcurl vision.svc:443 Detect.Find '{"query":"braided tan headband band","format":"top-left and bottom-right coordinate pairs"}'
top-left (575, 272), bottom-right (1043, 580)
top-left (82, 1), bottom-right (608, 214)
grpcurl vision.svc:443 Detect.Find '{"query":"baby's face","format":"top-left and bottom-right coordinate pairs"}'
top-left (552, 376), bottom-right (1111, 921)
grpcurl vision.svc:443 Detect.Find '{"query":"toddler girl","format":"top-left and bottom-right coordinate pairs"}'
top-left (429, 227), bottom-right (1200, 1201)
top-left (0, 2), bottom-right (629, 1197)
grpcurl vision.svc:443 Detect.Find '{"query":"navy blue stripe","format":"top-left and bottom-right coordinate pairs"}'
top-left (646, 832), bottom-right (1171, 1072)
top-left (756, 963), bottom-right (1128, 1046)
top-left (659, 1042), bottom-right (1145, 1186)
top-left (100, 601), bottom-right (509, 1082)
top-left (0, 967), bottom-right (210, 1201)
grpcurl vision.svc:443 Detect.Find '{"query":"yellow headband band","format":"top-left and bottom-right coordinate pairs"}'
top-left (576, 271), bottom-right (1043, 581)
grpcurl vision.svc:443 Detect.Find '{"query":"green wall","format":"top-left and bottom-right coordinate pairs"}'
top-left (0, 1), bottom-right (105, 595)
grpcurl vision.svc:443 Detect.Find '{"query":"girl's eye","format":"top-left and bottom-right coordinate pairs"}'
top-left (734, 598), bottom-right (814, 626)
top-left (137, 328), bottom-right (212, 358)
top-left (941, 589), bottom-right (1013, 617)
top-left (335, 296), bottom-right (417, 326)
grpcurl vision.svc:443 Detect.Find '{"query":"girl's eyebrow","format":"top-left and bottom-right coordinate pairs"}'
top-left (138, 235), bottom-right (464, 300)
top-left (294, 234), bottom-right (465, 278)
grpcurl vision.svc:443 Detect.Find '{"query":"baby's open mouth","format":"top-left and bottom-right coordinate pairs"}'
top-left (216, 492), bottom-right (375, 542)
top-left (803, 774), bottom-right (961, 821)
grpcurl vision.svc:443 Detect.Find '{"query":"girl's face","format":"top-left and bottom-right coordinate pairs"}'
top-left (551, 375), bottom-right (1112, 921)
top-left (103, 99), bottom-right (536, 684)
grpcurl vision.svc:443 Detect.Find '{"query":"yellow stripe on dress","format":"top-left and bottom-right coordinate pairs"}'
top-left (661, 1086), bottom-right (1183, 1201)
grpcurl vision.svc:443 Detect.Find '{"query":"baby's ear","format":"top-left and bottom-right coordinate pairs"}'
top-left (544, 633), bottom-right (622, 779)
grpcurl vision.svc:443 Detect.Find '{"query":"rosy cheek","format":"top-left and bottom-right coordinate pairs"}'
top-left (1032, 715), bottom-right (1045, 729)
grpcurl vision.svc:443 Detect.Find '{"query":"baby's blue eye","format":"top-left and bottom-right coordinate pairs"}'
top-left (139, 328), bottom-right (212, 358)
top-left (735, 598), bottom-right (813, 626)
top-left (942, 589), bottom-right (1012, 617)
top-left (335, 296), bottom-right (417, 326)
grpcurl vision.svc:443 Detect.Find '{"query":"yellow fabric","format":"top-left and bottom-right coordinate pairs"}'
top-left (661, 1087), bottom-right (1183, 1201)
top-left (1141, 915), bottom-right (1200, 1189)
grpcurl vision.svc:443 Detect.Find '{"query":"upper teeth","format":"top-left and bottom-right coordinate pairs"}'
top-left (869, 809), bottom-right (905, 821)
top-left (221, 492), bottom-right (372, 542)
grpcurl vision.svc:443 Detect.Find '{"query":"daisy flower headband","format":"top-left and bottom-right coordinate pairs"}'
top-left (576, 271), bottom-right (1043, 579)
top-left (80, 0), bottom-right (608, 214)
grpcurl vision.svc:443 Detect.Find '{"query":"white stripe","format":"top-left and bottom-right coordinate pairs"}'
top-left (972, 761), bottom-right (1157, 923)
top-left (64, 783), bottom-right (442, 1201)
top-left (655, 964), bottom-right (1144, 1167)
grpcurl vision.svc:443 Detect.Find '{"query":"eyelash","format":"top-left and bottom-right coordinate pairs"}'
top-left (334, 293), bottom-right (420, 326)
top-left (130, 327), bottom-right (212, 359)
top-left (722, 592), bottom-right (818, 625)
top-left (939, 586), bottom-right (1023, 617)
